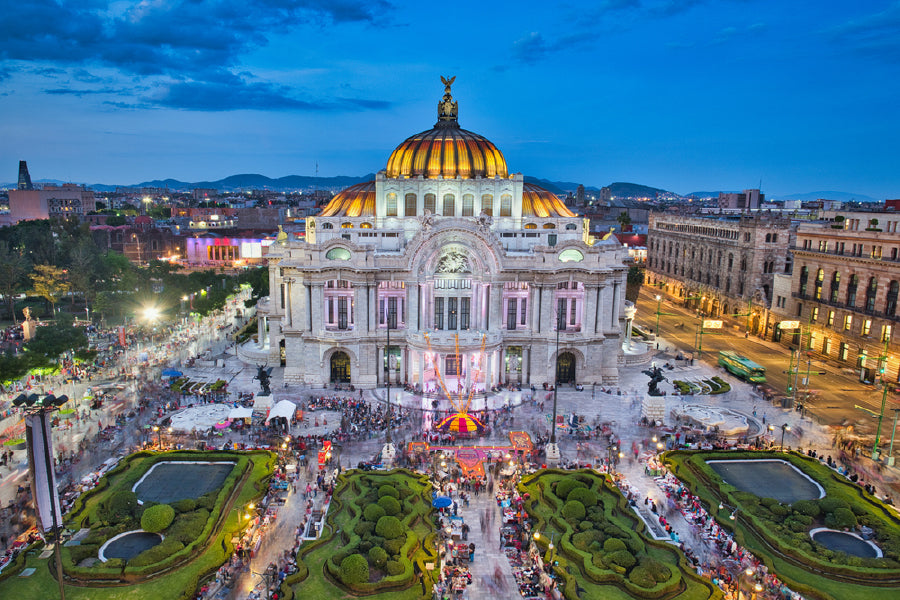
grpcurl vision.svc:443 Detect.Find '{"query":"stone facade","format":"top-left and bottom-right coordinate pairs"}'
top-left (770, 212), bottom-right (900, 382)
top-left (646, 213), bottom-right (793, 334)
top-left (247, 82), bottom-right (630, 390)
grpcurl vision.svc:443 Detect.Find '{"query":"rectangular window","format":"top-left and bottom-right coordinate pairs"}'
top-left (839, 342), bottom-right (849, 361)
top-left (520, 298), bottom-right (527, 325)
top-left (448, 297), bottom-right (458, 330)
top-left (462, 194), bottom-right (474, 217)
top-left (460, 297), bottom-right (470, 329)
top-left (388, 297), bottom-right (397, 329)
top-left (507, 299), bottom-right (517, 330)
top-left (481, 194), bottom-right (493, 216)
top-left (862, 319), bottom-right (872, 336)
top-left (557, 298), bottom-right (566, 331)
top-left (823, 338), bottom-right (832, 355)
top-left (434, 297), bottom-right (444, 330)
top-left (827, 310), bottom-right (834, 326)
top-left (443, 194), bottom-right (455, 217)
top-left (386, 193), bottom-right (397, 216)
top-left (811, 307), bottom-right (819, 321)
top-left (500, 194), bottom-right (512, 217)
top-left (883, 325), bottom-right (893, 343)
top-left (338, 297), bottom-right (348, 329)
top-left (844, 315), bottom-right (853, 331)
top-left (328, 297), bottom-right (334, 324)
top-left (569, 299), bottom-right (577, 325)
top-left (379, 298), bottom-right (385, 325)
top-left (405, 193), bottom-right (416, 216)
top-left (796, 303), bottom-right (803, 316)
top-left (424, 194), bottom-right (436, 214)
top-left (281, 284), bottom-right (286, 309)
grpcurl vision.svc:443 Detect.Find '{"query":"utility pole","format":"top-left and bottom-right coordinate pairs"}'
top-left (872, 333), bottom-right (893, 460)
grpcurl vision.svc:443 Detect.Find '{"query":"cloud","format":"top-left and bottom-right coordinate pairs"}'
top-left (827, 2), bottom-right (900, 62)
top-left (0, 0), bottom-right (394, 111)
top-left (44, 87), bottom-right (121, 97)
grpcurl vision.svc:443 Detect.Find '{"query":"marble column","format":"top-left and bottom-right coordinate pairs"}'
top-left (582, 284), bottom-right (596, 335)
top-left (311, 284), bottom-right (324, 335)
top-left (294, 280), bottom-right (307, 332)
top-left (418, 350), bottom-right (425, 386)
top-left (489, 285), bottom-right (502, 332)
top-left (284, 280), bottom-right (292, 329)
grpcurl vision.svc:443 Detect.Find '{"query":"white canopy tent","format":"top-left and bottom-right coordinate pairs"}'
top-left (265, 400), bottom-right (297, 424)
top-left (228, 406), bottom-right (254, 420)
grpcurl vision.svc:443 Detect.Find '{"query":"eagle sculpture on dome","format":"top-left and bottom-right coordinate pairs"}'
top-left (441, 75), bottom-right (455, 92)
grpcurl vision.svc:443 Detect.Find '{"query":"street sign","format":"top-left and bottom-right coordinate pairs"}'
top-left (703, 320), bottom-right (723, 329)
top-left (779, 320), bottom-right (801, 329)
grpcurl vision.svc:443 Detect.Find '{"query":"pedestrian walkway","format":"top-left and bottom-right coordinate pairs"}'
top-left (455, 487), bottom-right (518, 599)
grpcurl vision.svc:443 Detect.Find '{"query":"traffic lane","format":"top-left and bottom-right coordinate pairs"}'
top-left (635, 291), bottom-right (886, 429)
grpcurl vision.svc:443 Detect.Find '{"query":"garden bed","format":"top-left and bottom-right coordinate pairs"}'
top-left (519, 469), bottom-right (722, 599)
top-left (0, 449), bottom-right (274, 600)
top-left (283, 469), bottom-right (438, 600)
top-left (665, 450), bottom-right (900, 600)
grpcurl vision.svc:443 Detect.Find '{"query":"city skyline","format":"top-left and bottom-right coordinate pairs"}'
top-left (1, 0), bottom-right (899, 199)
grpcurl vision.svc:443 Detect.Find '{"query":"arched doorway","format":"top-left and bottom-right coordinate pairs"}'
top-left (279, 339), bottom-right (286, 367)
top-left (556, 352), bottom-right (576, 384)
top-left (330, 352), bottom-right (350, 383)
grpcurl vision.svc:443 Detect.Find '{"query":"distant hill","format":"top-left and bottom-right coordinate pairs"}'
top-left (685, 191), bottom-right (737, 198)
top-left (771, 190), bottom-right (880, 203)
top-left (121, 173), bottom-right (376, 192)
top-left (608, 182), bottom-right (671, 198)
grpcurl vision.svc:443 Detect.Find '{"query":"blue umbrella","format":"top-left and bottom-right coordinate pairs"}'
top-left (432, 496), bottom-right (452, 509)
top-left (161, 369), bottom-right (182, 378)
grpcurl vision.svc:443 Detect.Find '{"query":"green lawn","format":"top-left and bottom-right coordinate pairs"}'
top-left (0, 450), bottom-right (274, 600)
top-left (666, 450), bottom-right (900, 600)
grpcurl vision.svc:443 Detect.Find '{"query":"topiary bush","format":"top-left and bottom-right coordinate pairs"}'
top-left (629, 565), bottom-right (655, 588)
top-left (386, 560), bottom-right (405, 576)
top-left (369, 546), bottom-right (388, 569)
top-left (568, 487), bottom-right (598, 508)
top-left (377, 495), bottom-right (401, 516)
top-left (555, 478), bottom-right (587, 501)
top-left (375, 515), bottom-right (404, 539)
top-left (355, 521), bottom-right (375, 537)
top-left (603, 538), bottom-right (627, 553)
top-left (827, 507), bottom-right (858, 530)
top-left (384, 537), bottom-right (404, 556)
top-left (141, 504), bottom-right (175, 533)
top-left (608, 549), bottom-right (636, 570)
top-left (819, 497), bottom-right (849, 514)
top-left (792, 500), bottom-right (820, 518)
top-left (364, 504), bottom-right (386, 522)
top-left (378, 485), bottom-right (400, 499)
top-left (101, 490), bottom-right (139, 523)
top-left (562, 500), bottom-right (586, 522)
top-left (171, 498), bottom-right (196, 513)
top-left (340, 554), bottom-right (369, 586)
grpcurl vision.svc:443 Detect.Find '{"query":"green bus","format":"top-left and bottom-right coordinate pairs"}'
top-left (718, 350), bottom-right (767, 383)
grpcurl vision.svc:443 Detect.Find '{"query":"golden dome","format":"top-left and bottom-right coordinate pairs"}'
top-left (319, 181), bottom-right (375, 218)
top-left (385, 78), bottom-right (508, 179)
top-left (522, 183), bottom-right (577, 218)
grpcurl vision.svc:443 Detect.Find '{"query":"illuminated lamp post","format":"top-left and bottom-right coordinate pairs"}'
top-left (780, 423), bottom-right (791, 452)
top-left (13, 393), bottom-right (69, 600)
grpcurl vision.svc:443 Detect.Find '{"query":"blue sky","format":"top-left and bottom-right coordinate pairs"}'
top-left (1, 0), bottom-right (898, 198)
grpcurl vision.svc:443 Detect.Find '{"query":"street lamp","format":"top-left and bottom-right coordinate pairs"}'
top-left (152, 425), bottom-right (161, 448)
top-left (780, 423), bottom-right (791, 451)
top-left (545, 310), bottom-right (563, 467)
top-left (533, 531), bottom-right (556, 564)
top-left (655, 294), bottom-right (662, 337)
top-left (12, 393), bottom-right (69, 600)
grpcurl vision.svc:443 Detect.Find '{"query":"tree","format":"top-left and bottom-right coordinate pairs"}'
top-left (66, 237), bottom-right (101, 306)
top-left (616, 211), bottom-right (632, 231)
top-left (25, 313), bottom-right (88, 365)
top-left (29, 264), bottom-right (71, 315)
top-left (0, 241), bottom-right (30, 322)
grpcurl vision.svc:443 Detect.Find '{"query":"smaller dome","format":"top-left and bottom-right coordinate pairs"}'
top-left (522, 183), bottom-right (576, 218)
top-left (319, 181), bottom-right (375, 218)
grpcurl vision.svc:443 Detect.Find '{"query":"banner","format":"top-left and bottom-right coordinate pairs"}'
top-left (25, 412), bottom-right (63, 532)
top-left (779, 320), bottom-right (801, 329)
top-left (702, 320), bottom-right (723, 329)
top-left (118, 325), bottom-right (126, 346)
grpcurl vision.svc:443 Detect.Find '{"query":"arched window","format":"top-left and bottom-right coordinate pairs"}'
top-left (442, 194), bottom-right (455, 216)
top-left (727, 253), bottom-right (733, 269)
top-left (461, 194), bottom-right (474, 216)
top-left (341, 222), bottom-right (353, 229)
top-left (886, 281), bottom-right (899, 316)
top-left (717, 250), bottom-right (722, 267)
top-left (830, 272), bottom-right (841, 303)
top-left (814, 268), bottom-right (824, 299)
top-left (765, 233), bottom-right (771, 242)
top-left (481, 194), bottom-right (493, 216)
top-left (322, 222), bottom-right (333, 229)
top-left (360, 222), bottom-right (372, 228)
top-left (565, 223), bottom-right (577, 230)
top-left (543, 223), bottom-right (556, 229)
top-left (386, 192), bottom-right (397, 217)
top-left (847, 274), bottom-right (859, 307)
top-left (405, 193), bottom-right (417, 216)
top-left (740, 257), bottom-right (747, 271)
top-left (799, 266), bottom-right (809, 296)
top-left (500, 194), bottom-right (512, 216)
top-left (424, 193), bottom-right (436, 214)
top-left (866, 277), bottom-right (878, 311)
top-left (524, 223), bottom-right (537, 229)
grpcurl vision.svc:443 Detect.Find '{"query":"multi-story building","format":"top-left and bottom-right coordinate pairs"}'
top-left (7, 183), bottom-right (97, 223)
top-left (646, 212), bottom-right (793, 334)
top-left (242, 80), bottom-right (629, 389)
top-left (717, 189), bottom-right (764, 210)
top-left (770, 211), bottom-right (900, 383)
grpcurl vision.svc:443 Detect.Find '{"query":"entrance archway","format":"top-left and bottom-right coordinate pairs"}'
top-left (330, 351), bottom-right (350, 383)
top-left (556, 352), bottom-right (576, 384)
